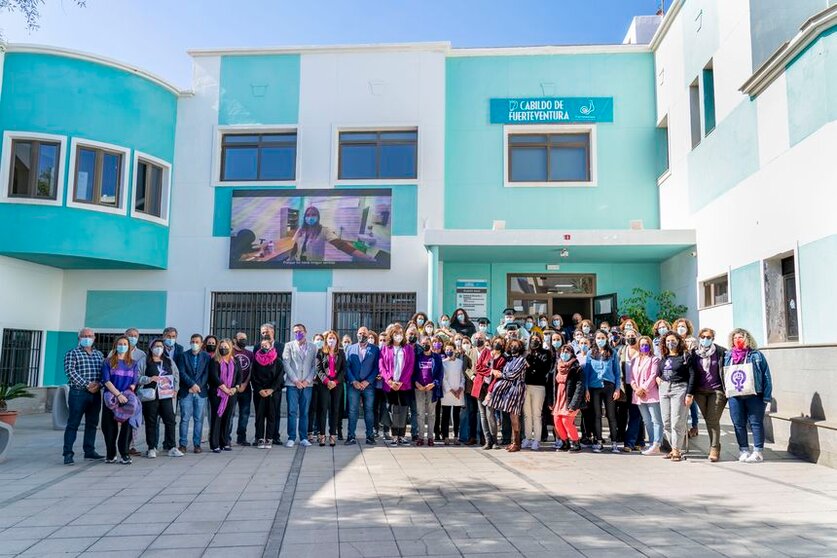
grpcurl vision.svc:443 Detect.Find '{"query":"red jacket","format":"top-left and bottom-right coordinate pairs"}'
top-left (471, 348), bottom-right (506, 398)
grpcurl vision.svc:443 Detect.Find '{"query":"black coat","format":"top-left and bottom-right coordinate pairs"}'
top-left (316, 349), bottom-right (347, 384)
top-left (208, 358), bottom-right (242, 395)
top-left (250, 351), bottom-right (284, 393)
top-left (557, 359), bottom-right (586, 412)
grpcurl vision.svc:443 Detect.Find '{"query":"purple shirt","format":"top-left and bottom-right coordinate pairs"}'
top-left (417, 354), bottom-right (434, 385)
top-left (102, 360), bottom-right (138, 393)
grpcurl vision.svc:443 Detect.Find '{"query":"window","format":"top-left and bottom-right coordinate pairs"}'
top-left (0, 329), bottom-right (43, 387)
top-left (507, 274), bottom-right (596, 319)
top-left (763, 253), bottom-right (800, 344)
top-left (701, 275), bottom-right (729, 308)
top-left (656, 116), bottom-right (670, 179)
top-left (338, 130), bottom-right (417, 180)
top-left (96, 332), bottom-right (163, 355)
top-left (703, 63), bottom-right (716, 135)
top-left (8, 139), bottom-right (60, 200)
top-left (507, 131), bottom-right (592, 184)
top-left (332, 292), bottom-right (416, 340)
top-left (689, 78), bottom-right (702, 149)
top-left (135, 159), bottom-right (164, 218)
top-left (221, 133), bottom-right (296, 181)
top-left (73, 146), bottom-right (124, 207)
top-left (210, 292), bottom-right (293, 345)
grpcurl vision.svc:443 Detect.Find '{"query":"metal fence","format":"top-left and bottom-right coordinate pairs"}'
top-left (332, 292), bottom-right (417, 339)
top-left (0, 328), bottom-right (43, 387)
top-left (95, 332), bottom-right (163, 356)
top-left (210, 291), bottom-right (293, 346)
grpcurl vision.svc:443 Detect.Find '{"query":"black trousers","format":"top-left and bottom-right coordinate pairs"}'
top-left (441, 405), bottom-right (461, 438)
top-left (434, 400), bottom-right (443, 439)
top-left (317, 382), bottom-right (344, 436)
top-left (271, 387), bottom-right (284, 442)
top-left (463, 393), bottom-right (479, 441)
top-left (585, 381), bottom-right (618, 443)
top-left (254, 392), bottom-right (276, 442)
top-left (374, 388), bottom-right (391, 432)
top-left (142, 397), bottom-right (176, 451)
top-left (209, 394), bottom-right (234, 450)
top-left (308, 384), bottom-right (320, 435)
top-left (101, 405), bottom-right (132, 460)
top-left (387, 390), bottom-right (412, 437)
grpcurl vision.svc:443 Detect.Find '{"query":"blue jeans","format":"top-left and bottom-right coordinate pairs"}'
top-left (63, 387), bottom-right (101, 458)
top-left (638, 402), bottom-right (664, 445)
top-left (625, 403), bottom-right (644, 447)
top-left (728, 395), bottom-right (766, 450)
top-left (178, 393), bottom-right (207, 448)
top-left (690, 400), bottom-right (700, 428)
top-left (347, 384), bottom-right (375, 440)
top-left (286, 386), bottom-right (312, 442)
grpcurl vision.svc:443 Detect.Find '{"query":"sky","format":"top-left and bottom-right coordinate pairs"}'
top-left (2, 0), bottom-right (671, 89)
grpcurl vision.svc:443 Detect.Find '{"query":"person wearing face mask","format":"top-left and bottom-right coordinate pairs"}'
top-left (230, 331), bottom-right (254, 447)
top-left (450, 307), bottom-right (477, 337)
top-left (114, 328), bottom-right (146, 458)
top-left (162, 326), bottom-right (184, 361)
top-left (497, 308), bottom-right (530, 344)
top-left (251, 335), bottom-right (283, 449)
top-left (474, 337), bottom-right (506, 449)
top-left (487, 338), bottom-right (528, 452)
top-left (368, 330), bottom-right (392, 441)
top-left (521, 333), bottom-right (552, 451)
top-left (404, 325), bottom-right (422, 442)
top-left (289, 206), bottom-right (374, 263)
top-left (691, 328), bottom-right (727, 462)
top-left (339, 333), bottom-right (354, 440)
top-left (523, 315), bottom-right (540, 336)
top-left (539, 329), bottom-right (559, 444)
top-left (552, 344), bottom-right (585, 452)
top-left (101, 336), bottom-right (141, 464)
top-left (204, 335), bottom-right (219, 359)
top-left (429, 337), bottom-right (446, 441)
top-left (422, 320), bottom-right (437, 339)
top-left (672, 318), bottom-right (700, 439)
top-left (460, 334), bottom-right (481, 445)
top-left (437, 314), bottom-right (453, 335)
top-left (175, 334), bottom-right (211, 454)
top-left (345, 326), bottom-right (381, 445)
top-left (413, 335), bottom-right (444, 446)
top-left (307, 332), bottom-right (326, 444)
top-left (282, 324), bottom-right (317, 448)
top-left (537, 315), bottom-right (550, 334)
top-left (583, 330), bottom-right (622, 453)
top-left (473, 318), bottom-right (491, 343)
top-left (208, 339), bottom-right (242, 453)
top-left (651, 320), bottom-right (672, 357)
top-left (410, 312), bottom-right (429, 330)
top-left (616, 329), bottom-right (645, 452)
top-left (578, 319), bottom-right (595, 342)
top-left (620, 318), bottom-right (639, 335)
top-left (62, 328), bottom-right (105, 465)
top-left (658, 333), bottom-right (695, 462)
top-left (314, 330), bottom-right (345, 447)
top-left (723, 328), bottom-right (772, 463)
top-left (440, 341), bottom-right (466, 445)
top-left (378, 325), bottom-right (414, 446)
top-left (138, 338), bottom-right (181, 459)
top-left (630, 336), bottom-right (663, 455)
top-left (260, 323), bottom-right (286, 445)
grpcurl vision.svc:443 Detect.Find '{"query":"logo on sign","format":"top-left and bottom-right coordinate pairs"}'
top-left (579, 100), bottom-right (595, 116)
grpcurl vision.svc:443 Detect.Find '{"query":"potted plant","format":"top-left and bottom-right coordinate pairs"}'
top-left (0, 383), bottom-right (35, 427)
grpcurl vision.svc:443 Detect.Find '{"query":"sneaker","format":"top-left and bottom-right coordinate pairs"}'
top-left (531, 440), bottom-right (540, 451)
top-left (63, 455), bottom-right (74, 465)
top-left (569, 441), bottom-right (581, 452)
top-left (285, 440), bottom-right (296, 448)
top-left (738, 450), bottom-right (751, 462)
top-left (399, 437), bottom-right (411, 446)
top-left (223, 446), bottom-right (232, 451)
top-left (168, 447), bottom-right (184, 457)
top-left (580, 439), bottom-right (593, 449)
top-left (366, 437), bottom-right (376, 445)
top-left (264, 441), bottom-right (273, 449)
top-left (383, 431), bottom-right (392, 441)
top-left (212, 448), bottom-right (222, 454)
top-left (257, 440), bottom-right (266, 449)
top-left (237, 440), bottom-right (252, 447)
top-left (611, 442), bottom-right (620, 454)
top-left (390, 438), bottom-right (400, 447)
top-left (299, 439), bottom-right (312, 447)
top-left (521, 438), bottom-right (532, 449)
top-left (345, 437), bottom-right (357, 446)
top-left (193, 446), bottom-right (202, 454)
top-left (745, 450), bottom-right (764, 463)
top-left (273, 437), bottom-right (282, 445)
top-left (554, 439), bottom-right (564, 451)
top-left (592, 443), bottom-right (603, 453)
top-left (84, 452), bottom-right (105, 460)
top-left (146, 448), bottom-right (157, 459)
top-left (119, 456), bottom-right (132, 465)
top-left (105, 457), bottom-right (118, 464)
top-left (642, 444), bottom-right (661, 456)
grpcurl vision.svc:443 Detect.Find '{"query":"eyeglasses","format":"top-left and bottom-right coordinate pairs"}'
top-left (699, 335), bottom-right (713, 340)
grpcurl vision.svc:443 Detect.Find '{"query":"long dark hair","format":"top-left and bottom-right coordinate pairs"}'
top-left (590, 329), bottom-right (614, 360)
top-left (148, 338), bottom-right (174, 372)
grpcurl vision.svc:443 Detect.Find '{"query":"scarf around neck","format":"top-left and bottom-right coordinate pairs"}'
top-left (217, 359), bottom-right (235, 417)
top-left (557, 358), bottom-right (576, 377)
top-left (254, 347), bottom-right (277, 366)
top-left (731, 347), bottom-right (749, 365)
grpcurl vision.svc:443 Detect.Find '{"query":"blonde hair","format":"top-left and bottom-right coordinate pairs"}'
top-left (214, 338), bottom-right (235, 362)
top-left (322, 330), bottom-right (340, 355)
top-left (673, 318), bottom-right (694, 336)
top-left (728, 328), bottom-right (758, 350)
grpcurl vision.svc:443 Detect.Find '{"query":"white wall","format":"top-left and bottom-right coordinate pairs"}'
top-left (0, 256), bottom-right (64, 331)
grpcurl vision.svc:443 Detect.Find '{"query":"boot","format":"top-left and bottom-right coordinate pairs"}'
top-left (569, 440), bottom-right (581, 452)
top-left (708, 447), bottom-right (720, 462)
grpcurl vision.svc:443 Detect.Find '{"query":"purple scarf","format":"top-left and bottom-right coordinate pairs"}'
top-left (730, 347), bottom-right (749, 365)
top-left (217, 359), bottom-right (235, 417)
top-left (104, 390), bottom-right (143, 429)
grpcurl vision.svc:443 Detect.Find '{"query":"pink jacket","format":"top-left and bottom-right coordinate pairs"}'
top-left (378, 344), bottom-right (415, 392)
top-left (630, 355), bottom-right (661, 404)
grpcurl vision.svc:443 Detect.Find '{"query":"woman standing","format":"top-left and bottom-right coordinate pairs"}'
top-left (451, 308), bottom-right (477, 337)
top-left (619, 328), bottom-right (644, 452)
top-left (488, 338), bottom-right (528, 452)
top-left (651, 320), bottom-right (671, 357)
top-left (414, 335), bottom-right (443, 446)
top-left (308, 332), bottom-right (325, 443)
top-left (658, 333), bottom-right (694, 462)
top-left (631, 336), bottom-right (664, 455)
top-left (440, 341), bottom-right (465, 445)
top-left (204, 335), bottom-right (218, 359)
top-left (208, 339), bottom-right (242, 453)
top-left (522, 333), bottom-right (552, 451)
top-left (673, 318), bottom-right (700, 439)
top-left (252, 335), bottom-right (283, 449)
top-left (473, 337), bottom-right (505, 450)
top-left (552, 344), bottom-right (585, 452)
top-left (101, 336), bottom-right (139, 464)
top-left (139, 339), bottom-right (181, 458)
top-left (583, 330), bottom-right (622, 453)
top-left (378, 325), bottom-right (414, 446)
top-left (315, 330), bottom-right (345, 447)
top-left (460, 334), bottom-right (481, 445)
top-left (724, 328), bottom-right (772, 463)
top-left (693, 328), bottom-right (727, 462)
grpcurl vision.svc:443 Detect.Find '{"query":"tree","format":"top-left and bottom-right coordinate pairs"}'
top-left (618, 287), bottom-right (689, 337)
top-left (0, 0), bottom-right (86, 32)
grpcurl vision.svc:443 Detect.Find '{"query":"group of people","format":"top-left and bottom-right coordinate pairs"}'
top-left (61, 308), bottom-right (773, 466)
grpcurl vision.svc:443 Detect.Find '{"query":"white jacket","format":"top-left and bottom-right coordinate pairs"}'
top-left (441, 357), bottom-right (465, 407)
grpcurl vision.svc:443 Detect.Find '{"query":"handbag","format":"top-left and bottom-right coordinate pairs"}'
top-left (138, 387), bottom-right (156, 402)
top-left (723, 362), bottom-right (756, 398)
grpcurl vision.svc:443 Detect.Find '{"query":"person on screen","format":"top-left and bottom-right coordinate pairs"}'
top-left (288, 206), bottom-right (376, 263)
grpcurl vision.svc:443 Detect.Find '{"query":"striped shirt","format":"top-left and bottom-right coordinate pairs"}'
top-left (64, 346), bottom-right (105, 389)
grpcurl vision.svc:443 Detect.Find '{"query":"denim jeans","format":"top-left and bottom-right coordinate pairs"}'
top-left (63, 387), bottom-right (101, 458)
top-left (728, 395), bottom-right (766, 450)
top-left (178, 393), bottom-right (207, 448)
top-left (347, 384), bottom-right (375, 440)
top-left (286, 386), bottom-right (313, 442)
top-left (690, 400), bottom-right (700, 428)
top-left (638, 402), bottom-right (664, 445)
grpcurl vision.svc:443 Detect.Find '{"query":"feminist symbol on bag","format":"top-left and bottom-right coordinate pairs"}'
top-left (731, 369), bottom-right (747, 392)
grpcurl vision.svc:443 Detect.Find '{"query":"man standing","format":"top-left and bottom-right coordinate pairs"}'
top-left (232, 331), bottom-right (254, 446)
top-left (175, 333), bottom-right (211, 453)
top-left (261, 323), bottom-right (285, 445)
top-left (345, 326), bottom-right (380, 445)
top-left (282, 324), bottom-right (316, 448)
top-left (62, 328), bottom-right (105, 465)
top-left (162, 327), bottom-right (184, 362)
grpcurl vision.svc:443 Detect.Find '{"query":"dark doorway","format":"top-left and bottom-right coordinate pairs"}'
top-left (552, 298), bottom-right (593, 325)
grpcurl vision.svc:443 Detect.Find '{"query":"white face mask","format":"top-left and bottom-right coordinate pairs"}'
top-left (393, 334), bottom-right (403, 344)
top-left (677, 326), bottom-right (688, 336)
top-left (151, 347), bottom-right (164, 357)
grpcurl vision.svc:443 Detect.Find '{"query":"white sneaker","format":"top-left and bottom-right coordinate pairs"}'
top-left (299, 439), bottom-right (312, 447)
top-left (592, 443), bottom-right (603, 453)
top-left (738, 450), bottom-right (750, 462)
top-left (521, 438), bottom-right (532, 449)
top-left (531, 440), bottom-right (540, 451)
top-left (611, 442), bottom-right (620, 454)
top-left (285, 440), bottom-right (295, 448)
top-left (264, 441), bottom-right (273, 449)
top-left (642, 444), bottom-right (661, 456)
top-left (167, 447), bottom-right (184, 457)
top-left (745, 450), bottom-right (764, 463)
top-left (554, 439), bottom-right (564, 451)
top-left (257, 440), bottom-right (266, 449)
top-left (146, 448), bottom-right (157, 459)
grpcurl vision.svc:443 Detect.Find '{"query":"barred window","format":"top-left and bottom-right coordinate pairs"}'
top-left (210, 292), bottom-right (293, 345)
top-left (332, 292), bottom-right (417, 340)
top-left (0, 329), bottom-right (43, 387)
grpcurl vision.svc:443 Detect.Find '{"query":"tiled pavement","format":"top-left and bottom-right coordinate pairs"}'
top-left (2, 413), bottom-right (837, 557)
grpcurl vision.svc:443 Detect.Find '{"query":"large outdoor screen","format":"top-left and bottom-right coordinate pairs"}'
top-left (229, 189), bottom-right (392, 269)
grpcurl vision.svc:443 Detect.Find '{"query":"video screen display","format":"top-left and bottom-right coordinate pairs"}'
top-left (229, 189), bottom-right (392, 269)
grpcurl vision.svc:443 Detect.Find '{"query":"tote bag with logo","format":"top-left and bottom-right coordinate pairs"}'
top-left (723, 362), bottom-right (756, 398)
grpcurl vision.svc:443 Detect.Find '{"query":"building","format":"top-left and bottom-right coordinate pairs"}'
top-left (1, 1), bottom-right (835, 461)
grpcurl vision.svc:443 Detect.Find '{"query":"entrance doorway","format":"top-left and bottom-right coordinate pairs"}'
top-left (506, 273), bottom-right (596, 328)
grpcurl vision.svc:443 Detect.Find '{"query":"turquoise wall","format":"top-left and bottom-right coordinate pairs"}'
top-left (293, 270), bottom-right (333, 293)
top-left (441, 261), bottom-right (661, 324)
top-left (445, 52), bottom-right (660, 230)
top-left (85, 290), bottom-right (168, 330)
top-left (786, 27), bottom-right (837, 147)
top-left (798, 234), bottom-right (837, 344)
top-left (730, 261), bottom-right (764, 345)
top-left (43, 331), bottom-right (79, 386)
top-left (219, 55), bottom-right (300, 125)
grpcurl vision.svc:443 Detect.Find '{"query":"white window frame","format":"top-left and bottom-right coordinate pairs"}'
top-left (67, 138), bottom-right (131, 216)
top-left (212, 125), bottom-right (300, 187)
top-left (130, 150), bottom-right (172, 226)
top-left (699, 273), bottom-right (730, 309)
top-left (503, 124), bottom-right (598, 188)
top-left (331, 124), bottom-right (421, 187)
top-left (0, 131), bottom-right (68, 207)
